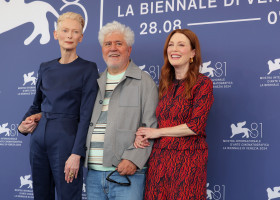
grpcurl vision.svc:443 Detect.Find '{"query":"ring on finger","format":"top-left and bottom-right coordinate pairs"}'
top-left (69, 172), bottom-right (74, 178)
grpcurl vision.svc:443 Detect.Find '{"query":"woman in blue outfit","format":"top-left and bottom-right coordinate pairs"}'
top-left (18, 12), bottom-right (99, 200)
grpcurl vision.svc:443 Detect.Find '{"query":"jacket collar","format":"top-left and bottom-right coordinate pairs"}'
top-left (97, 60), bottom-right (141, 98)
top-left (123, 60), bottom-right (141, 80)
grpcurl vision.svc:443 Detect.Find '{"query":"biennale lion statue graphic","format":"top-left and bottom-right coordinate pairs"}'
top-left (230, 121), bottom-right (252, 138)
top-left (0, 123), bottom-right (11, 136)
top-left (200, 61), bottom-right (216, 77)
top-left (23, 71), bottom-right (37, 86)
top-left (267, 186), bottom-right (280, 200)
top-left (267, 58), bottom-right (280, 75)
top-left (0, 0), bottom-right (59, 45)
top-left (206, 183), bottom-right (215, 199)
top-left (20, 175), bottom-right (33, 189)
top-left (0, 0), bottom-right (88, 45)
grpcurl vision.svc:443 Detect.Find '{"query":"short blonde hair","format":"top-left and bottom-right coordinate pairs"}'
top-left (57, 12), bottom-right (85, 31)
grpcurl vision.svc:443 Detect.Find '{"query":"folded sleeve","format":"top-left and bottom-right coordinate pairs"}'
top-left (185, 77), bottom-right (214, 136)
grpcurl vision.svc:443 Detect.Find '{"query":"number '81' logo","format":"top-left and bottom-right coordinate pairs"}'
top-left (207, 183), bottom-right (226, 200)
top-left (200, 61), bottom-right (227, 78)
top-left (0, 123), bottom-right (19, 137)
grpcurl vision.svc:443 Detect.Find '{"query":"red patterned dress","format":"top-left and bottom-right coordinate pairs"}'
top-left (144, 73), bottom-right (214, 200)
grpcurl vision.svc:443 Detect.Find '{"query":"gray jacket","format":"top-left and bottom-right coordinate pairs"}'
top-left (84, 61), bottom-right (158, 169)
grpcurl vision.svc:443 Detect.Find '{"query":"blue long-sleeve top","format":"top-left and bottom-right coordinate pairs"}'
top-left (21, 57), bottom-right (99, 157)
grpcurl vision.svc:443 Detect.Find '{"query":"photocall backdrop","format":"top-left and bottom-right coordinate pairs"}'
top-left (0, 0), bottom-right (279, 199)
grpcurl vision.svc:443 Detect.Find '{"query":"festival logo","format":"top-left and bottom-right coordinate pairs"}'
top-left (259, 58), bottom-right (280, 87)
top-left (0, 0), bottom-right (88, 45)
top-left (200, 61), bottom-right (217, 78)
top-left (139, 65), bottom-right (150, 74)
top-left (18, 71), bottom-right (37, 96)
top-left (206, 183), bottom-right (226, 200)
top-left (200, 61), bottom-right (233, 89)
top-left (14, 174), bottom-right (34, 199)
top-left (139, 64), bottom-right (160, 84)
top-left (0, 122), bottom-right (23, 147)
top-left (0, 123), bottom-right (11, 136)
top-left (19, 175), bottom-right (33, 189)
top-left (267, 59), bottom-right (280, 75)
top-left (82, 178), bottom-right (87, 199)
top-left (23, 71), bottom-right (37, 86)
top-left (83, 182), bottom-right (86, 193)
top-left (230, 121), bottom-right (254, 139)
top-left (223, 121), bottom-right (269, 151)
top-left (267, 186), bottom-right (280, 200)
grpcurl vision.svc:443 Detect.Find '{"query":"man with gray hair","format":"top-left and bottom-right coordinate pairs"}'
top-left (85, 21), bottom-right (158, 199)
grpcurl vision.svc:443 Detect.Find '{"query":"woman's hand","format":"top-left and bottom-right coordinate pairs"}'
top-left (134, 135), bottom-right (150, 149)
top-left (26, 113), bottom-right (42, 123)
top-left (136, 127), bottom-right (161, 141)
top-left (64, 154), bottom-right (81, 183)
top-left (18, 113), bottom-right (42, 133)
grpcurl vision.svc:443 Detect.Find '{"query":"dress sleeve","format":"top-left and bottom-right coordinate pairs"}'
top-left (71, 63), bottom-right (99, 157)
top-left (185, 77), bottom-right (214, 136)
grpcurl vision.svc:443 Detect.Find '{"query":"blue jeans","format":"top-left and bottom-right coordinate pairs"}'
top-left (86, 169), bottom-right (146, 200)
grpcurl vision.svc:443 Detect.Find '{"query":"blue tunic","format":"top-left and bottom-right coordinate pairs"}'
top-left (23, 57), bottom-right (99, 156)
top-left (21, 57), bottom-right (99, 199)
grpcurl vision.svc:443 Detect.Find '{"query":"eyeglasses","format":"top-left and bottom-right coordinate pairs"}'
top-left (106, 170), bottom-right (131, 186)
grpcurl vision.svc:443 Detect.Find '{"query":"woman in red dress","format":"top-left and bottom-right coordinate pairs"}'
top-left (135, 29), bottom-right (214, 200)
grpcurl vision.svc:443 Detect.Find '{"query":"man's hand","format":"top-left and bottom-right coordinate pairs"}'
top-left (64, 154), bottom-right (81, 183)
top-left (116, 159), bottom-right (137, 176)
top-left (18, 113), bottom-right (42, 134)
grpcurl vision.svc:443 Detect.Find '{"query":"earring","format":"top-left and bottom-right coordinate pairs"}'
top-left (190, 57), bottom-right (194, 63)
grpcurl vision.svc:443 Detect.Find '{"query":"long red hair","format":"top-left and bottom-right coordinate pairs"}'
top-left (159, 29), bottom-right (202, 100)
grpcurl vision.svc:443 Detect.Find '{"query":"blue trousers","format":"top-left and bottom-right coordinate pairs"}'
top-left (30, 116), bottom-right (83, 200)
top-left (86, 169), bottom-right (146, 200)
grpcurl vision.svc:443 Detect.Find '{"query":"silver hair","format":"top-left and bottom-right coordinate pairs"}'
top-left (98, 21), bottom-right (135, 47)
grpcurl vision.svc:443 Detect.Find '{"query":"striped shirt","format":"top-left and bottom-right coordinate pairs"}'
top-left (88, 71), bottom-right (125, 171)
